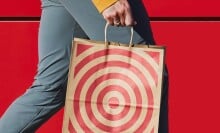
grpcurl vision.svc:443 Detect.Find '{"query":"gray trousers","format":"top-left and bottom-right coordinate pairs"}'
top-left (0, 0), bottom-right (168, 132)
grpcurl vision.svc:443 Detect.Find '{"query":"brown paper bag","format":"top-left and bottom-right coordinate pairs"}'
top-left (63, 26), bottom-right (165, 133)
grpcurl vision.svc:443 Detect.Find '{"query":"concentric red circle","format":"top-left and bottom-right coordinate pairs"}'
top-left (71, 47), bottom-right (157, 132)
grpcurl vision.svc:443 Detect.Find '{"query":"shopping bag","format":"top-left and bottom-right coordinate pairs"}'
top-left (63, 25), bottom-right (165, 133)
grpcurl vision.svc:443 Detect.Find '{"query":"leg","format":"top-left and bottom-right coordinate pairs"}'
top-left (0, 0), bottom-right (88, 132)
top-left (59, 0), bottom-right (168, 132)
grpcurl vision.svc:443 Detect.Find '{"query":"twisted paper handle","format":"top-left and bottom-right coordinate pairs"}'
top-left (104, 23), bottom-right (134, 47)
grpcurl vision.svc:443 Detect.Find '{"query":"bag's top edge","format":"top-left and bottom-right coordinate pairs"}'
top-left (73, 38), bottom-right (166, 49)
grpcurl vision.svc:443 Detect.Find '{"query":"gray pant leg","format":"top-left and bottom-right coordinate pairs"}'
top-left (0, 1), bottom-right (87, 132)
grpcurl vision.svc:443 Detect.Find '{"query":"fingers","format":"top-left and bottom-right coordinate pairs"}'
top-left (105, 15), bottom-right (114, 25)
top-left (124, 11), bottom-right (134, 26)
top-left (102, 0), bottom-right (136, 27)
top-left (118, 9), bottom-right (125, 26)
top-left (113, 17), bottom-right (121, 26)
top-left (102, 7), bottom-right (122, 26)
top-left (115, 2), bottom-right (125, 26)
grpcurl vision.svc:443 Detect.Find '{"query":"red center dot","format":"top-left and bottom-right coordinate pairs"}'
top-left (108, 97), bottom-right (119, 109)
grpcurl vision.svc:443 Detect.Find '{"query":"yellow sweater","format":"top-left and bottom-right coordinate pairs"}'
top-left (92, 0), bottom-right (118, 13)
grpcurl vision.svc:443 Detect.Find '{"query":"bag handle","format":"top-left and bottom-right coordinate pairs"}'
top-left (104, 23), bottom-right (134, 47)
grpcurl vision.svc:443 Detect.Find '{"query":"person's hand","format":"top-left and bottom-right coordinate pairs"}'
top-left (102, 0), bottom-right (136, 26)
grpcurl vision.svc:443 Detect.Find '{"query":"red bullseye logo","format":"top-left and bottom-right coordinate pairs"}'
top-left (66, 43), bottom-right (163, 133)
top-left (108, 97), bottom-right (119, 109)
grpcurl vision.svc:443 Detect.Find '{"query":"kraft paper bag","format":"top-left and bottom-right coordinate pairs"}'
top-left (63, 26), bottom-right (165, 133)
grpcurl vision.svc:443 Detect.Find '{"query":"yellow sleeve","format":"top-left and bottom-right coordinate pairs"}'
top-left (92, 0), bottom-right (118, 13)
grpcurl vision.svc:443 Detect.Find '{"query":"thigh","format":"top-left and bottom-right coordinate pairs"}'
top-left (36, 0), bottom-right (88, 87)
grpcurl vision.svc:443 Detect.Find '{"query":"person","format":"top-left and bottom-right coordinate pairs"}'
top-left (0, 0), bottom-right (169, 132)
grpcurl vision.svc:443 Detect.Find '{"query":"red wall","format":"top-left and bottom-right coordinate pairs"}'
top-left (1, 0), bottom-right (220, 133)
top-left (0, 1), bottom-right (40, 16)
top-left (144, 0), bottom-right (220, 17)
top-left (1, 0), bottom-right (220, 17)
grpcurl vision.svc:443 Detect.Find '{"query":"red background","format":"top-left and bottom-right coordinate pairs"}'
top-left (1, 0), bottom-right (220, 133)
top-left (1, 0), bottom-right (220, 17)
